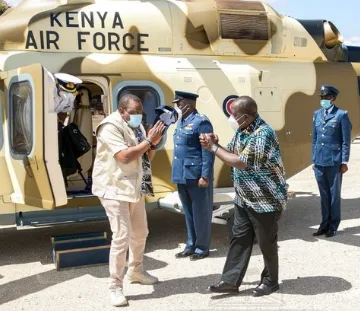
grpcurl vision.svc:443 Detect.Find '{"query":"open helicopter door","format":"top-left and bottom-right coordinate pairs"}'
top-left (3, 64), bottom-right (67, 209)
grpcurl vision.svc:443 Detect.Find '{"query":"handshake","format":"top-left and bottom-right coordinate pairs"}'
top-left (199, 133), bottom-right (220, 151)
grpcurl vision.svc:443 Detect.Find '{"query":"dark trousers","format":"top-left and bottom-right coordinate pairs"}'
top-left (178, 180), bottom-right (213, 255)
top-left (314, 165), bottom-right (342, 232)
top-left (221, 204), bottom-right (281, 287)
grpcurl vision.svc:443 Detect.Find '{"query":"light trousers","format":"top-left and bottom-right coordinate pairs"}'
top-left (100, 195), bottom-right (149, 288)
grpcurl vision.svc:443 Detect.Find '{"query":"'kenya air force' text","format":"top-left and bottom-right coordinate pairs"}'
top-left (25, 11), bottom-right (150, 52)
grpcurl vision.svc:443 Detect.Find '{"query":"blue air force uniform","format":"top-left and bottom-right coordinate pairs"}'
top-left (312, 85), bottom-right (352, 235)
top-left (171, 91), bottom-right (215, 257)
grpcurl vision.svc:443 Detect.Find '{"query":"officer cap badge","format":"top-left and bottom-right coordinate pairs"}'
top-left (319, 85), bottom-right (340, 97)
top-left (54, 73), bottom-right (83, 93)
top-left (172, 90), bottom-right (199, 103)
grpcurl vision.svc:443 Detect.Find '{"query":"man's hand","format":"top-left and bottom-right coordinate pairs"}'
top-left (209, 133), bottom-right (219, 144)
top-left (340, 164), bottom-right (348, 174)
top-left (199, 134), bottom-right (210, 150)
top-left (198, 177), bottom-right (209, 188)
top-left (147, 121), bottom-right (165, 145)
top-left (200, 133), bottom-right (218, 151)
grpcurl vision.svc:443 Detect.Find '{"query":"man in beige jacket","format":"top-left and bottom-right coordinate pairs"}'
top-left (92, 94), bottom-right (165, 307)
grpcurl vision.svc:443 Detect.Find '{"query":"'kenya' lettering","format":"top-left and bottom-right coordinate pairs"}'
top-left (50, 11), bottom-right (123, 29)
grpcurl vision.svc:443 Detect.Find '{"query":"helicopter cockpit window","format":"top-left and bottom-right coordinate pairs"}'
top-left (9, 81), bottom-right (33, 155)
top-left (117, 87), bottom-right (160, 131)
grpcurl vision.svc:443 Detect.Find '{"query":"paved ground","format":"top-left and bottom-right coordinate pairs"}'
top-left (1, 143), bottom-right (360, 311)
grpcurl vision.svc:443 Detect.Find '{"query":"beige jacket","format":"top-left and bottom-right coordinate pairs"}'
top-left (92, 111), bottom-right (146, 202)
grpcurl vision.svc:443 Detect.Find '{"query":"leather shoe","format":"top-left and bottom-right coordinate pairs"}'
top-left (325, 230), bottom-right (336, 238)
top-left (189, 253), bottom-right (209, 261)
top-left (208, 281), bottom-right (239, 293)
top-left (313, 228), bottom-right (328, 236)
top-left (252, 283), bottom-right (279, 297)
top-left (175, 251), bottom-right (193, 258)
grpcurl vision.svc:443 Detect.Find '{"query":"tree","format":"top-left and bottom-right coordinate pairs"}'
top-left (0, 0), bottom-right (10, 16)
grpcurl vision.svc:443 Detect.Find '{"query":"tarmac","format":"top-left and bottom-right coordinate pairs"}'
top-left (1, 142), bottom-right (360, 311)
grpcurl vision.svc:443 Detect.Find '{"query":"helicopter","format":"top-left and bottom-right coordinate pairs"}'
top-left (0, 0), bottom-right (359, 228)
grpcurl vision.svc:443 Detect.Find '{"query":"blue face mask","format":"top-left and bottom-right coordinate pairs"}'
top-left (127, 114), bottom-right (143, 128)
top-left (320, 99), bottom-right (333, 110)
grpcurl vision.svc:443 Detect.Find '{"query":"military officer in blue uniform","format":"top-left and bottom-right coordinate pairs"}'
top-left (171, 91), bottom-right (215, 260)
top-left (312, 85), bottom-right (352, 238)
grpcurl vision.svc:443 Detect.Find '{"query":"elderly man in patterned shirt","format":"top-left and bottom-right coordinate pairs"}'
top-left (200, 95), bottom-right (288, 297)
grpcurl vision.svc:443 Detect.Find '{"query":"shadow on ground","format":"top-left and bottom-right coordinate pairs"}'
top-left (279, 191), bottom-right (360, 248)
top-left (0, 253), bottom-right (167, 305)
top-left (279, 276), bottom-right (352, 295)
top-left (125, 274), bottom-right (351, 302)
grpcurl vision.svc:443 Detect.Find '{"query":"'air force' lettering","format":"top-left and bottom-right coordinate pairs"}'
top-left (25, 11), bottom-right (150, 52)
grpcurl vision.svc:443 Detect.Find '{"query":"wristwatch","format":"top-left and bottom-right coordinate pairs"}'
top-left (211, 144), bottom-right (219, 153)
top-left (145, 138), bottom-right (153, 146)
top-left (145, 138), bottom-right (157, 150)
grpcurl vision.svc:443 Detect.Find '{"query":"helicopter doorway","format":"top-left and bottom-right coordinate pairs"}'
top-left (62, 79), bottom-right (108, 199)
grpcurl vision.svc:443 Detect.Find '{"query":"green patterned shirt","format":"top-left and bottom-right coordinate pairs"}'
top-left (227, 116), bottom-right (288, 213)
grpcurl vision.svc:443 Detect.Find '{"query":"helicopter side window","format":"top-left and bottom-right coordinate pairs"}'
top-left (9, 81), bottom-right (33, 155)
top-left (117, 87), bottom-right (160, 131)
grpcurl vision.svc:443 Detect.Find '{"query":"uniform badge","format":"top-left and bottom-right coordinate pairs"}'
top-left (66, 82), bottom-right (75, 89)
top-left (184, 123), bottom-right (193, 130)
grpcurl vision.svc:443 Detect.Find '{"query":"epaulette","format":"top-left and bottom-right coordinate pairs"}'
top-left (196, 113), bottom-right (210, 122)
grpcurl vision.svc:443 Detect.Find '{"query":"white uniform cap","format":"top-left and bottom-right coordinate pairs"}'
top-left (54, 73), bottom-right (82, 93)
top-left (54, 73), bottom-right (82, 84)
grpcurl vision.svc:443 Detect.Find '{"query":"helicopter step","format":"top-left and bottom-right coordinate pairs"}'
top-left (158, 188), bottom-right (296, 225)
top-left (16, 206), bottom-right (108, 229)
top-left (158, 187), bottom-right (236, 212)
top-left (51, 231), bottom-right (110, 270)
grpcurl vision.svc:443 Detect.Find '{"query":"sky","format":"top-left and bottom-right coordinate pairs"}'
top-left (267, 0), bottom-right (360, 46)
top-left (5, 0), bottom-right (360, 46)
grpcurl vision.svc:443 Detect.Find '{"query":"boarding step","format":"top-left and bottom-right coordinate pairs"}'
top-left (212, 204), bottom-right (235, 225)
top-left (67, 190), bottom-right (95, 199)
top-left (158, 188), bottom-right (296, 225)
top-left (51, 232), bottom-right (110, 270)
top-left (158, 187), bottom-right (236, 214)
top-left (17, 206), bottom-right (107, 228)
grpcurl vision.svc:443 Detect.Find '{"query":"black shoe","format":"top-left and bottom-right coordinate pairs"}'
top-left (208, 281), bottom-right (239, 293)
top-left (313, 228), bottom-right (328, 236)
top-left (175, 251), bottom-right (193, 258)
top-left (325, 230), bottom-right (336, 238)
top-left (252, 283), bottom-right (279, 297)
top-left (189, 253), bottom-right (209, 261)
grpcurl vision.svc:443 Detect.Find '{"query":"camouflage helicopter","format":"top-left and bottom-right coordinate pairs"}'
top-left (0, 0), bottom-right (359, 228)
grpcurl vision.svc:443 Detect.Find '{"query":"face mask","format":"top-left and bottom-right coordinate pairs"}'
top-left (54, 91), bottom-right (76, 113)
top-left (320, 99), bottom-right (333, 110)
top-left (127, 114), bottom-right (143, 128)
top-left (228, 115), bottom-right (247, 132)
top-left (175, 108), bottom-right (182, 120)
top-left (228, 116), bottom-right (239, 131)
